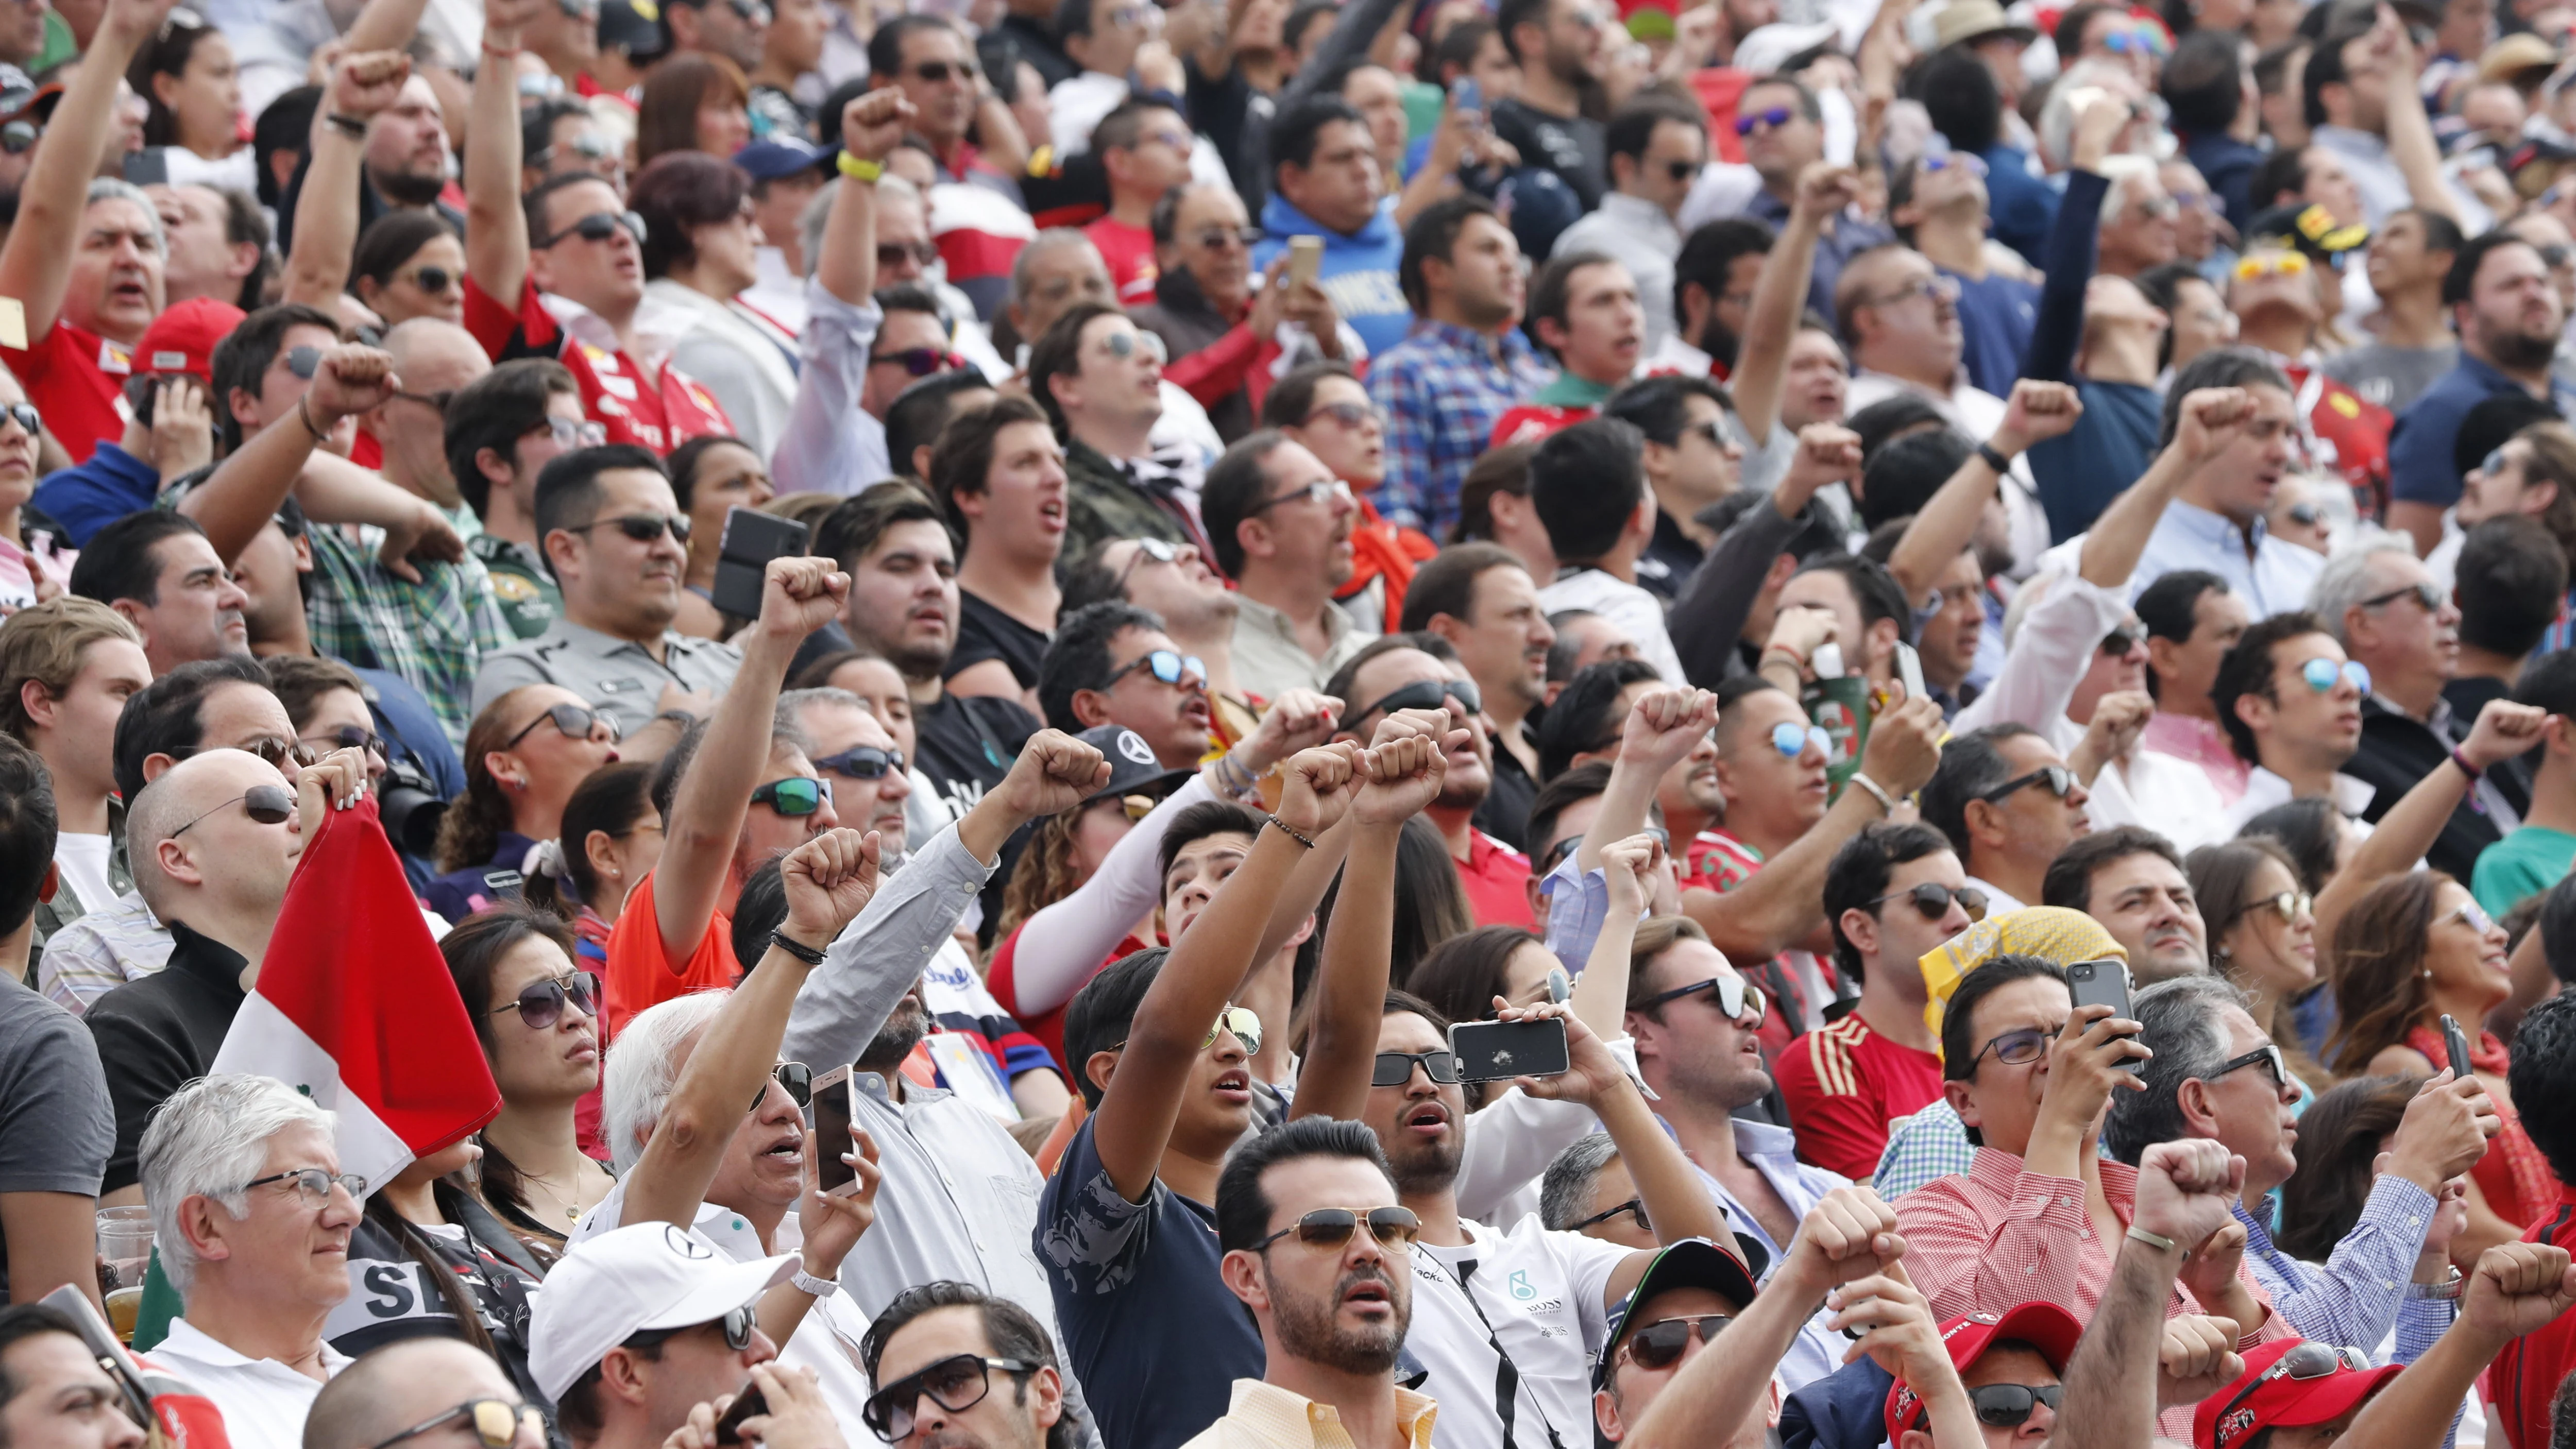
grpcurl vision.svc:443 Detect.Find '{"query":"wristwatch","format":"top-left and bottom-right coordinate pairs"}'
top-left (2406, 1267), bottom-right (2465, 1301)
top-left (792, 1266), bottom-right (841, 1298)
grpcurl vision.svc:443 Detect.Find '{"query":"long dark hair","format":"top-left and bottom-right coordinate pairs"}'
top-left (439, 904), bottom-right (583, 1230)
top-left (2275, 1074), bottom-right (2422, 1259)
top-left (2327, 872), bottom-right (2448, 1073)
top-left (1407, 925), bottom-right (1546, 1026)
top-left (1391, 815), bottom-right (1478, 982)
top-left (437, 687), bottom-right (545, 875)
top-left (126, 11), bottom-right (224, 150)
top-left (351, 211), bottom-right (456, 300)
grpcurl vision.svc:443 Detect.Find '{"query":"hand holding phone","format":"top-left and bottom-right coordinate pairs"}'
top-left (2442, 1013), bottom-right (2473, 1081)
top-left (1448, 1016), bottom-right (1571, 1082)
top-left (2067, 959), bottom-right (2143, 1075)
top-left (808, 1066), bottom-right (861, 1197)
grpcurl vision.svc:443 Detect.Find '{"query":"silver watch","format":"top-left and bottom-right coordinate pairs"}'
top-left (792, 1266), bottom-right (841, 1298)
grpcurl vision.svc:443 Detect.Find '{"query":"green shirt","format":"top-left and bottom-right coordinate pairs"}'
top-left (2472, 825), bottom-right (2576, 918)
top-left (470, 532), bottom-right (563, 642)
top-left (1531, 370), bottom-right (1618, 408)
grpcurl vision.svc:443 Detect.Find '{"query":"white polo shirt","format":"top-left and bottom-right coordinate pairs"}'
top-left (145, 1318), bottom-right (349, 1449)
top-left (1404, 1214), bottom-right (1632, 1449)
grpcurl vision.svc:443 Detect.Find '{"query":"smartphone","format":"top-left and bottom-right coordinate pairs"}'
top-left (2066, 959), bottom-right (2142, 1074)
top-left (2442, 1013), bottom-right (2473, 1080)
top-left (1894, 640), bottom-right (1926, 704)
top-left (712, 1383), bottom-right (768, 1445)
top-left (711, 507), bottom-right (812, 619)
top-left (1287, 234), bottom-right (1323, 289)
top-left (809, 1064), bottom-right (860, 1197)
top-left (1450, 75), bottom-right (1483, 119)
top-left (122, 146), bottom-right (171, 187)
top-left (1448, 1017), bottom-right (1571, 1083)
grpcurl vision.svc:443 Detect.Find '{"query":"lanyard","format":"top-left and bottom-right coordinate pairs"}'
top-left (1426, 1248), bottom-right (1568, 1449)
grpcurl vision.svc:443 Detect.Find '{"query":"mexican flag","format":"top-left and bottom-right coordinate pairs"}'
top-left (210, 795), bottom-right (499, 1195)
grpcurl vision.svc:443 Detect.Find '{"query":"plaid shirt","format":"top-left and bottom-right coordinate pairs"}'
top-left (304, 525), bottom-right (514, 748)
top-left (1873, 1098), bottom-right (1979, 1200)
top-left (1365, 320), bottom-right (1555, 539)
top-left (2233, 1188), bottom-right (2452, 1366)
top-left (35, 890), bottom-right (173, 1014)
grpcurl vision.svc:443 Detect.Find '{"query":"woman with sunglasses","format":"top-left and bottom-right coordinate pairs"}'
top-left (429, 687), bottom-right (623, 924)
top-left (2188, 839), bottom-right (2333, 1093)
top-left (2330, 870), bottom-right (2557, 1262)
top-left (633, 153), bottom-right (801, 456)
top-left (123, 9), bottom-right (253, 192)
top-left (350, 211), bottom-right (469, 329)
top-left (665, 434), bottom-right (778, 640)
top-left (441, 904), bottom-right (617, 1249)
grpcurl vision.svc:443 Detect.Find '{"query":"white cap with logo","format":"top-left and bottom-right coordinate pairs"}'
top-left (527, 1221), bottom-right (798, 1402)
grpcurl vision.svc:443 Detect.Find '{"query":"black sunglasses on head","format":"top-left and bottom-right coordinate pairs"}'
top-left (494, 970), bottom-right (601, 1029)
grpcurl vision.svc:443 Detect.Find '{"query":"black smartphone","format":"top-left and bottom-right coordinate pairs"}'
top-left (712, 1383), bottom-right (768, 1445)
top-left (2066, 959), bottom-right (2143, 1075)
top-left (122, 146), bottom-right (172, 187)
top-left (711, 507), bottom-right (812, 619)
top-left (809, 1064), bottom-right (859, 1196)
top-left (1447, 1017), bottom-right (1570, 1083)
top-left (2442, 1013), bottom-right (2473, 1080)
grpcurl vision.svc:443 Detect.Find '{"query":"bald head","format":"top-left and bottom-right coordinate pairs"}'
top-left (304, 1339), bottom-right (529, 1449)
top-left (128, 747), bottom-right (302, 922)
top-left (381, 319), bottom-right (493, 392)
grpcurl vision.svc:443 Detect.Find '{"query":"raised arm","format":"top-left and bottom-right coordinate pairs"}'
top-left (338, 0), bottom-right (438, 60)
top-left (1570, 834), bottom-right (1658, 1039)
top-left (462, 0), bottom-right (540, 307)
top-left (0, 0), bottom-right (171, 343)
top-left (1731, 164), bottom-right (1850, 448)
top-left (1666, 430), bottom-right (1855, 687)
top-left (2377, 14), bottom-right (2467, 229)
top-left (1886, 381), bottom-right (2080, 604)
top-left (2075, 391), bottom-right (2238, 589)
top-left (2337, 1243), bottom-right (2576, 1449)
top-left (816, 90), bottom-right (912, 307)
top-left (1091, 746), bottom-right (1359, 1201)
top-left (1578, 687), bottom-right (1720, 875)
top-left (2021, 94), bottom-right (2125, 387)
top-left (2053, 1140), bottom-right (2248, 1449)
top-left (2313, 700), bottom-right (2546, 948)
top-left (281, 52), bottom-right (413, 311)
top-left (178, 344), bottom-right (400, 560)
top-left (651, 557), bottom-right (848, 965)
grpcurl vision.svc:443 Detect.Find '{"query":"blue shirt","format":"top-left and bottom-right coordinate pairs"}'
top-left (33, 442), bottom-right (159, 548)
top-left (1036, 1116), bottom-right (1262, 1449)
top-left (2184, 130), bottom-right (2265, 237)
top-left (2028, 380), bottom-right (2162, 542)
top-left (1366, 320), bottom-right (1556, 538)
top-left (2389, 352), bottom-right (2576, 508)
top-left (423, 831), bottom-right (538, 924)
top-left (1681, 1117), bottom-right (1853, 1392)
top-left (1948, 268), bottom-right (2041, 398)
top-left (1746, 190), bottom-right (1896, 327)
top-left (1979, 143), bottom-right (2061, 268)
top-left (1252, 192), bottom-right (1411, 359)
top-left (2131, 498), bottom-right (2326, 616)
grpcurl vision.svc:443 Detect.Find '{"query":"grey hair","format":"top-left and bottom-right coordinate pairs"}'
top-left (777, 686), bottom-right (869, 728)
top-left (2104, 975), bottom-right (2250, 1165)
top-left (140, 1075), bottom-right (338, 1294)
top-left (2305, 536), bottom-right (2416, 646)
top-left (796, 175), bottom-right (926, 282)
top-left (2097, 155), bottom-right (2160, 226)
top-left (87, 178), bottom-right (168, 256)
top-left (602, 988), bottom-right (733, 1173)
top-left (1009, 228), bottom-right (1101, 308)
top-left (1538, 1133), bottom-right (1623, 1231)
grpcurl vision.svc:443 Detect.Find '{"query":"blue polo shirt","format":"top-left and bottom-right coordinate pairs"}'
top-left (2388, 352), bottom-right (2576, 509)
top-left (1948, 268), bottom-right (2041, 399)
top-left (1979, 143), bottom-right (2061, 269)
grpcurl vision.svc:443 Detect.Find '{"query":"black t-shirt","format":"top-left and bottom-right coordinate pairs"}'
top-left (1187, 56), bottom-right (1278, 207)
top-left (1474, 726), bottom-right (1539, 854)
top-left (946, 590), bottom-right (1053, 690)
top-left (1489, 97), bottom-right (1605, 212)
top-left (914, 690), bottom-right (1040, 821)
top-left (331, 1199), bottom-right (554, 1428)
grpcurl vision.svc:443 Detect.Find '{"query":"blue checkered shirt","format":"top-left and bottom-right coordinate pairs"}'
top-left (1873, 1098), bottom-right (1979, 1200)
top-left (1364, 320), bottom-right (1556, 538)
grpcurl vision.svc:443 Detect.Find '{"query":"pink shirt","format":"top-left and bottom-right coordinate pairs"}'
top-left (2141, 711), bottom-right (2251, 805)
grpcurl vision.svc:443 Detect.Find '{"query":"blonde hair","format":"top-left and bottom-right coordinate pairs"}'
top-left (0, 598), bottom-right (142, 745)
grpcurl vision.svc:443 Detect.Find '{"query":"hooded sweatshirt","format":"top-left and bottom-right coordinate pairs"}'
top-left (1252, 192), bottom-right (1411, 359)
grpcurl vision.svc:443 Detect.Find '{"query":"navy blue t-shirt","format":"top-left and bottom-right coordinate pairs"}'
top-left (2028, 379), bottom-right (2163, 543)
top-left (1037, 1116), bottom-right (1264, 1449)
top-left (1948, 268), bottom-right (2041, 399)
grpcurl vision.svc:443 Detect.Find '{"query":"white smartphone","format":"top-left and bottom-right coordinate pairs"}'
top-left (1895, 641), bottom-right (1926, 703)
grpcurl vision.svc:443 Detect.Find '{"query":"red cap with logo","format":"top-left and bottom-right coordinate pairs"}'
top-left (2195, 1339), bottom-right (2400, 1449)
top-left (1883, 1303), bottom-right (2084, 1442)
top-left (137, 297), bottom-right (247, 385)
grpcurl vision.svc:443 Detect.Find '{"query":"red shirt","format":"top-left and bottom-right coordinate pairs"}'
top-left (985, 925), bottom-right (1153, 1070)
top-left (1084, 216), bottom-right (1159, 306)
top-left (1773, 1010), bottom-right (1944, 1180)
top-left (2283, 362), bottom-right (2393, 523)
top-left (462, 274), bottom-right (733, 454)
top-left (3, 318), bottom-right (132, 463)
top-left (1488, 403), bottom-right (1592, 449)
top-left (1455, 830), bottom-right (1534, 930)
top-left (601, 867), bottom-right (738, 1035)
top-left (2486, 1189), bottom-right (2576, 1449)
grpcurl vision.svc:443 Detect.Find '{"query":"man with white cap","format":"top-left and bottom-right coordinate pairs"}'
top-left (528, 1220), bottom-right (846, 1449)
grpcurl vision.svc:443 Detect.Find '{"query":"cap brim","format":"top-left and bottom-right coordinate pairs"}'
top-left (1978, 1301), bottom-right (2085, 1370)
top-left (1089, 763), bottom-right (1196, 804)
top-left (635, 1250), bottom-right (799, 1334)
top-left (2262, 1363), bottom-right (2403, 1431)
top-left (1595, 1239), bottom-right (1764, 1389)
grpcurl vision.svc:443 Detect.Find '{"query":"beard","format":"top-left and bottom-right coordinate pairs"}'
top-left (856, 993), bottom-right (931, 1073)
top-left (1272, 1266), bottom-right (1409, 1375)
top-left (1385, 1128), bottom-right (1463, 1198)
top-left (1701, 315), bottom-right (1741, 370)
top-left (2489, 325), bottom-right (2561, 373)
top-left (370, 163), bottom-right (448, 209)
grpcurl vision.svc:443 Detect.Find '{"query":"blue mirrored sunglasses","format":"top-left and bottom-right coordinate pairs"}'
top-left (2298, 657), bottom-right (2372, 695)
top-left (1768, 721), bottom-right (1831, 758)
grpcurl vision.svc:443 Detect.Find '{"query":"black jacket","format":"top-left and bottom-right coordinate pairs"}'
top-left (2349, 695), bottom-right (2505, 882)
top-left (88, 923), bottom-right (246, 1194)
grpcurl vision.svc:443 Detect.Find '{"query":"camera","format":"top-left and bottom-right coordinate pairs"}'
top-left (378, 754), bottom-right (448, 859)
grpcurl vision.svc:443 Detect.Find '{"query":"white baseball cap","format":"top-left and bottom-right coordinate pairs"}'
top-left (527, 1222), bottom-right (798, 1402)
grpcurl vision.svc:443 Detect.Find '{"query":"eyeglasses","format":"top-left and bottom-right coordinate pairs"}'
top-left (527, 416), bottom-right (609, 449)
top-left (368, 1400), bottom-right (545, 1449)
top-left (1372, 1049), bottom-right (1459, 1086)
top-left (1102, 648), bottom-right (1207, 690)
top-left (566, 513), bottom-right (692, 544)
top-left (1965, 1385), bottom-right (2064, 1428)
top-left (1768, 720), bottom-right (1831, 759)
top-left (1634, 974), bottom-right (1766, 1025)
top-left (862, 1355), bottom-right (1039, 1443)
top-left (1970, 1022), bottom-right (2064, 1068)
top-left (2207, 1043), bottom-right (2289, 1089)
top-left (2212, 1344), bottom-right (2372, 1448)
top-left (1866, 882), bottom-right (1988, 924)
top-left (2100, 623), bottom-right (2148, 657)
top-left (1734, 106), bottom-right (1795, 136)
top-left (1299, 401), bottom-right (1377, 429)
top-left (873, 346), bottom-right (965, 377)
top-left (1188, 225), bottom-right (1263, 250)
top-left (241, 1166), bottom-right (369, 1205)
top-left (2478, 446), bottom-right (2515, 480)
top-left (534, 210), bottom-right (647, 249)
top-left (630, 1303), bottom-right (758, 1355)
top-left (1246, 478), bottom-right (1355, 515)
top-left (1977, 766), bottom-right (2077, 804)
top-left (172, 782), bottom-right (296, 839)
top-left (1350, 676), bottom-right (1481, 727)
top-left (1921, 151), bottom-right (1989, 177)
top-left (876, 240), bottom-right (941, 268)
top-left (392, 388), bottom-right (455, 415)
top-left (1570, 1196), bottom-right (1649, 1234)
top-left (494, 970), bottom-right (601, 1029)
top-left (505, 702), bottom-right (618, 748)
top-left (1865, 275), bottom-right (1961, 309)
top-left (752, 776), bottom-right (833, 815)
top-left (1113, 537), bottom-right (1182, 592)
top-left (2445, 898), bottom-right (2497, 934)
top-left (908, 59), bottom-right (973, 82)
top-left (283, 345), bottom-right (326, 380)
top-left (760, 1062), bottom-right (812, 1113)
top-left (1250, 1204), bottom-right (1423, 1253)
top-left (812, 745), bottom-right (906, 779)
top-left (301, 724), bottom-right (387, 758)
top-left (401, 265), bottom-right (454, 295)
top-left (171, 737), bottom-right (323, 772)
top-left (0, 402), bottom-right (40, 436)
top-left (2235, 251), bottom-right (2311, 279)
top-left (2296, 657), bottom-right (2372, 694)
top-left (1093, 329), bottom-right (1168, 364)
top-left (2359, 581), bottom-right (2446, 612)
top-left (1621, 1315), bottom-right (1732, 1371)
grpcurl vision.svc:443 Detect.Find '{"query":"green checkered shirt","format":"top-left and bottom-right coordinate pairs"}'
top-left (303, 524), bottom-right (514, 747)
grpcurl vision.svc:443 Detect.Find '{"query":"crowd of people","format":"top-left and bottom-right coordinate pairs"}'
top-left (20, 0), bottom-right (2576, 1445)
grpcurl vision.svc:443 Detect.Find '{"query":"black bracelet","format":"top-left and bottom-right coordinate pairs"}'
top-left (1263, 813), bottom-right (1316, 850)
top-left (324, 112), bottom-right (369, 139)
top-left (769, 929), bottom-right (828, 966)
top-left (1976, 440), bottom-right (2012, 473)
top-left (2451, 745), bottom-right (2484, 782)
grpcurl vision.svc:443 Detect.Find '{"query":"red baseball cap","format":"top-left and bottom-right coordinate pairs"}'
top-left (2195, 1339), bottom-right (2400, 1449)
top-left (137, 297), bottom-right (246, 385)
top-left (1883, 1303), bottom-right (2084, 1443)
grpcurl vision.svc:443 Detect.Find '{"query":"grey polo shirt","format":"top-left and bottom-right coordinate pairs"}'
top-left (468, 618), bottom-right (743, 737)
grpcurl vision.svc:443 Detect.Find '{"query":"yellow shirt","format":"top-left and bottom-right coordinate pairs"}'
top-left (1177, 1380), bottom-right (1440, 1449)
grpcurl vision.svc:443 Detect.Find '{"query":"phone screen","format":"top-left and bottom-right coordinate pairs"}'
top-left (2066, 960), bottom-right (2141, 1074)
top-left (810, 1066), bottom-right (857, 1195)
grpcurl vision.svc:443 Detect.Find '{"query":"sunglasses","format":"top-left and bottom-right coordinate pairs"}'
top-left (631, 1303), bottom-right (759, 1355)
top-left (812, 745), bottom-right (906, 779)
top-left (1113, 537), bottom-right (1182, 591)
top-left (1103, 648), bottom-right (1206, 690)
top-left (1190, 225), bottom-right (1263, 249)
top-left (2446, 898), bottom-right (2497, 933)
top-left (876, 240), bottom-right (941, 268)
top-left (393, 388), bottom-right (455, 415)
top-left (494, 970), bottom-right (601, 1029)
top-left (2100, 623), bottom-right (2148, 657)
top-left (1921, 151), bottom-right (1989, 177)
top-left (760, 1061), bottom-right (812, 1113)
top-left (0, 401), bottom-right (39, 435)
top-left (568, 513), bottom-right (692, 544)
top-left (171, 737), bottom-right (323, 772)
top-left (2213, 1344), bottom-right (2372, 1447)
top-left (2283, 502), bottom-right (2321, 527)
top-left (2103, 24), bottom-right (2165, 54)
top-left (874, 346), bottom-right (964, 377)
top-left (752, 776), bottom-right (833, 816)
top-left (529, 416), bottom-right (609, 449)
top-left (1662, 158), bottom-right (1700, 181)
top-left (535, 210), bottom-right (647, 249)
top-left (1966, 1384), bottom-right (2064, 1428)
top-left (908, 59), bottom-right (972, 82)
top-left (283, 345), bottom-right (326, 379)
top-left (2235, 251), bottom-right (2310, 279)
top-left (242, 1165), bottom-right (369, 1204)
top-left (1635, 974), bottom-right (1766, 1025)
top-left (1351, 676), bottom-right (1481, 726)
top-left (301, 724), bottom-right (386, 758)
top-left (1866, 882), bottom-right (1988, 923)
top-left (2296, 657), bottom-right (2372, 694)
top-left (1622, 1315), bottom-right (1732, 1371)
top-left (0, 119), bottom-right (40, 155)
top-left (1768, 721), bottom-right (1831, 759)
top-left (1250, 1204), bottom-right (1423, 1252)
top-left (402, 265), bottom-right (454, 295)
top-left (1247, 478), bottom-right (1355, 515)
top-left (2208, 1042), bottom-right (2289, 1089)
top-left (862, 1355), bottom-right (1039, 1443)
top-left (2359, 581), bottom-right (2445, 613)
top-left (1200, 1005), bottom-right (1262, 1055)
top-left (1734, 106), bottom-right (1794, 136)
top-left (369, 1400), bottom-right (544, 1449)
top-left (1570, 1196), bottom-right (1649, 1234)
top-left (1978, 765), bottom-right (2077, 804)
top-left (1372, 1049), bottom-right (1458, 1086)
top-left (2245, 889), bottom-right (2311, 925)
top-left (1300, 401), bottom-right (1377, 429)
top-left (1094, 329), bottom-right (1168, 363)
top-left (1971, 1022), bottom-right (2064, 1068)
top-left (172, 782), bottom-right (296, 839)
top-left (505, 702), bottom-right (617, 748)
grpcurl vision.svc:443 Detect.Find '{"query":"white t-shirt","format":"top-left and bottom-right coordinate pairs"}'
top-left (53, 833), bottom-right (114, 913)
top-left (1404, 1214), bottom-right (1632, 1449)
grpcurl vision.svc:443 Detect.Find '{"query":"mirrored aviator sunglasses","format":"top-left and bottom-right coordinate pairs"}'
top-left (2298, 657), bottom-right (2372, 695)
top-left (1201, 1005), bottom-right (1262, 1054)
top-left (1250, 1205), bottom-right (1423, 1251)
top-left (1768, 720), bottom-right (1830, 758)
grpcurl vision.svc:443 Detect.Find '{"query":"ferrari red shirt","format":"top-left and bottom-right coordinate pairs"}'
top-left (1774, 1009), bottom-right (1946, 1180)
top-left (3, 318), bottom-right (133, 463)
top-left (462, 274), bottom-right (732, 454)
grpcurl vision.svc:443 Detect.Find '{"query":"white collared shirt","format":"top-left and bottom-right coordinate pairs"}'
top-left (146, 1319), bottom-right (349, 1449)
top-left (2227, 765), bottom-right (2379, 833)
